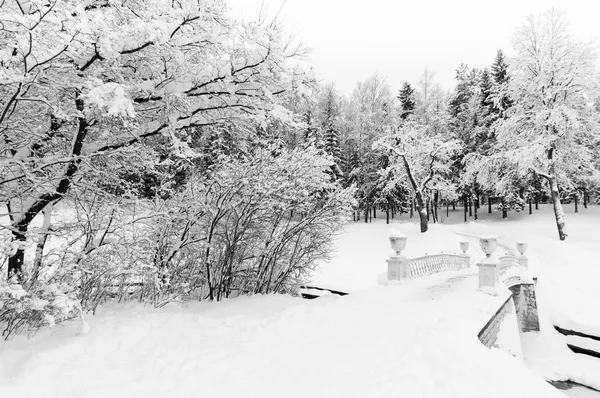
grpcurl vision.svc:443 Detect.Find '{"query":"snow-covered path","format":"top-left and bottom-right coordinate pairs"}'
top-left (0, 268), bottom-right (565, 398)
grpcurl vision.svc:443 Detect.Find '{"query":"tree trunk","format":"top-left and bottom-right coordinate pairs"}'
top-left (364, 206), bottom-right (368, 223)
top-left (433, 191), bottom-right (439, 223)
top-left (373, 207), bottom-right (376, 219)
top-left (452, 202), bottom-right (456, 211)
top-left (468, 198), bottom-right (473, 217)
top-left (386, 205), bottom-right (390, 224)
top-left (30, 205), bottom-right (53, 287)
top-left (583, 191), bottom-right (588, 208)
top-left (547, 176), bottom-right (568, 240)
top-left (502, 198), bottom-right (507, 219)
top-left (7, 93), bottom-right (88, 282)
top-left (528, 198), bottom-right (532, 214)
top-left (535, 194), bottom-right (539, 210)
top-left (409, 198), bottom-right (414, 219)
top-left (415, 192), bottom-right (428, 233)
top-left (488, 196), bottom-right (492, 214)
top-left (474, 200), bottom-right (478, 221)
top-left (426, 200), bottom-right (430, 222)
top-left (446, 203), bottom-right (449, 218)
top-left (463, 197), bottom-right (467, 222)
top-left (574, 194), bottom-right (578, 213)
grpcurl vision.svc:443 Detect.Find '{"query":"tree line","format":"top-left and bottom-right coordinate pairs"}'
top-left (0, 2), bottom-right (598, 337)
top-left (297, 10), bottom-right (599, 238)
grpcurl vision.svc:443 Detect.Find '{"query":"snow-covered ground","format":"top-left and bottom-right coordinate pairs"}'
top-left (0, 272), bottom-right (565, 398)
top-left (311, 204), bottom-right (600, 396)
top-left (1, 204), bottom-right (599, 397)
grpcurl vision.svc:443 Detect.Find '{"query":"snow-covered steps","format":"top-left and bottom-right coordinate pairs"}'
top-left (298, 285), bottom-right (349, 299)
top-left (554, 325), bottom-right (600, 360)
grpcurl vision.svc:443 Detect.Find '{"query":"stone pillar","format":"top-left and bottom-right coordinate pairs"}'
top-left (477, 258), bottom-right (499, 295)
top-left (508, 284), bottom-right (540, 332)
top-left (520, 284), bottom-right (540, 332)
top-left (387, 256), bottom-right (408, 281)
top-left (459, 241), bottom-right (470, 270)
top-left (478, 236), bottom-right (499, 295)
top-left (387, 231), bottom-right (408, 281)
top-left (516, 242), bottom-right (528, 269)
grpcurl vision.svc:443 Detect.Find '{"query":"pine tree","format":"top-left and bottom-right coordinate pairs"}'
top-left (397, 82), bottom-right (416, 119)
top-left (491, 49), bottom-right (513, 111)
top-left (448, 64), bottom-right (480, 117)
top-left (321, 87), bottom-right (342, 163)
top-left (480, 68), bottom-right (493, 113)
top-left (303, 106), bottom-right (321, 148)
top-left (323, 120), bottom-right (341, 160)
top-left (491, 50), bottom-right (509, 84)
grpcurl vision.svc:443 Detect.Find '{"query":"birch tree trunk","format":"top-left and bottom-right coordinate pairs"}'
top-left (546, 176), bottom-right (568, 240)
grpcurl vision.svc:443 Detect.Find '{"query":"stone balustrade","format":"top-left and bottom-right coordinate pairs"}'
top-left (385, 235), bottom-right (471, 282)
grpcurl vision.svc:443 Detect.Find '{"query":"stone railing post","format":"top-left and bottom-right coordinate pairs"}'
top-left (387, 230), bottom-right (408, 281)
top-left (478, 236), bottom-right (499, 295)
top-left (387, 256), bottom-right (409, 281)
top-left (516, 242), bottom-right (528, 269)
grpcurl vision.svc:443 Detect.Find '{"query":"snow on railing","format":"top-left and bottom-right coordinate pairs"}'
top-left (404, 254), bottom-right (470, 279)
top-left (497, 255), bottom-right (520, 278)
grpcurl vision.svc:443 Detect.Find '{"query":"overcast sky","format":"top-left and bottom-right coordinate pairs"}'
top-left (226, 0), bottom-right (599, 95)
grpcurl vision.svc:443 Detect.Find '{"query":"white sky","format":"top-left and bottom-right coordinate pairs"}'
top-left (226, 0), bottom-right (599, 95)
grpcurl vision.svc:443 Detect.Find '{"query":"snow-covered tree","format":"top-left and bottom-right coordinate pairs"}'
top-left (397, 82), bottom-right (416, 120)
top-left (374, 120), bottom-right (460, 232)
top-left (494, 9), bottom-right (600, 240)
top-left (414, 68), bottom-right (447, 124)
top-left (319, 85), bottom-right (342, 165)
top-left (0, 0), bottom-right (309, 281)
top-left (344, 73), bottom-right (395, 220)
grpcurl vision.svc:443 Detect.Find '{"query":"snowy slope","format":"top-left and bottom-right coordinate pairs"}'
top-left (2, 204), bottom-right (598, 398)
top-left (0, 283), bottom-right (565, 398)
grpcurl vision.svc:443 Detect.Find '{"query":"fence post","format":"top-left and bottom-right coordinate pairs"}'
top-left (477, 236), bottom-right (499, 295)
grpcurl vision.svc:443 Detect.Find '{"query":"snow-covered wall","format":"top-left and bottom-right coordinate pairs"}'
top-left (478, 294), bottom-right (523, 359)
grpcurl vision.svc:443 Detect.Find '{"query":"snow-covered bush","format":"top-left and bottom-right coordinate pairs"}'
top-left (495, 193), bottom-right (526, 213)
top-left (142, 143), bottom-right (356, 303)
top-left (0, 281), bottom-right (79, 340)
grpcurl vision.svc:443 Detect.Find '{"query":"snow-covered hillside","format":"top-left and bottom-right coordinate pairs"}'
top-left (3, 204), bottom-right (599, 398)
